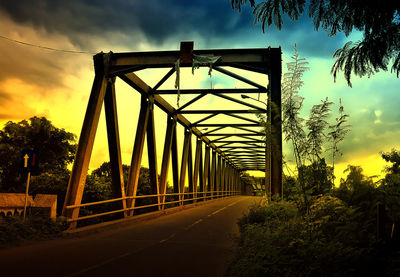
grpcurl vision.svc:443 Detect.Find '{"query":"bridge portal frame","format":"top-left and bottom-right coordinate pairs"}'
top-left (62, 42), bottom-right (282, 228)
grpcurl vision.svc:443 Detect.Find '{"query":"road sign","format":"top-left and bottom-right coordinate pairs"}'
top-left (21, 149), bottom-right (39, 175)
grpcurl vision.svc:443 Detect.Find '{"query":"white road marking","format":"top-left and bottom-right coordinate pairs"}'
top-left (184, 219), bottom-right (203, 230)
top-left (65, 252), bottom-right (132, 277)
top-left (207, 199), bottom-right (243, 217)
top-left (159, 233), bottom-right (176, 243)
top-left (65, 198), bottom-right (247, 276)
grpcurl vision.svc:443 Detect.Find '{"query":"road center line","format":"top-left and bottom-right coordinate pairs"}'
top-left (184, 219), bottom-right (203, 230)
top-left (65, 252), bottom-right (132, 277)
top-left (62, 198), bottom-right (248, 276)
top-left (159, 233), bottom-right (176, 243)
top-left (207, 199), bottom-right (244, 217)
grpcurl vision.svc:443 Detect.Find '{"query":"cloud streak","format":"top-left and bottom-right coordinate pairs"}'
top-left (0, 0), bottom-right (347, 57)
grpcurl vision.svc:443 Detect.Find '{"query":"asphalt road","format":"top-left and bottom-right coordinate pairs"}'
top-left (0, 196), bottom-right (261, 277)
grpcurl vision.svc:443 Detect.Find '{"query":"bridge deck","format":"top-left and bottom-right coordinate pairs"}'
top-left (0, 196), bottom-right (260, 277)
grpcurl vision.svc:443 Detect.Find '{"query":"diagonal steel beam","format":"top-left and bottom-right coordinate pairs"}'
top-left (213, 66), bottom-right (266, 90)
top-left (175, 93), bottom-right (208, 113)
top-left (152, 67), bottom-right (176, 92)
top-left (211, 92), bottom-right (265, 111)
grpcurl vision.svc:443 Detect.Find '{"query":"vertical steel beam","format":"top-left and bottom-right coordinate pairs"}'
top-left (62, 53), bottom-right (108, 227)
top-left (270, 48), bottom-right (283, 198)
top-left (221, 159), bottom-right (226, 197)
top-left (193, 139), bottom-right (202, 203)
top-left (146, 99), bottom-right (160, 209)
top-left (126, 95), bottom-right (150, 216)
top-left (159, 116), bottom-right (176, 208)
top-left (210, 150), bottom-right (216, 199)
top-left (233, 168), bottom-right (236, 194)
top-left (235, 172), bottom-right (242, 194)
top-left (187, 134), bottom-right (194, 198)
top-left (231, 167), bottom-right (234, 195)
top-left (224, 163), bottom-right (228, 197)
top-left (227, 166), bottom-right (232, 196)
top-left (104, 78), bottom-right (127, 217)
top-left (198, 142), bottom-right (204, 200)
top-left (171, 121), bottom-right (180, 200)
top-left (203, 146), bottom-right (210, 200)
top-left (179, 130), bottom-right (191, 204)
top-left (216, 155), bottom-right (221, 197)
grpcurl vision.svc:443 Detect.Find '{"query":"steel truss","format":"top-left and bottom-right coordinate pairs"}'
top-left (62, 42), bottom-right (282, 228)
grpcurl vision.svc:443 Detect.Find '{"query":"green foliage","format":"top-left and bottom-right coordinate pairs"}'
top-left (0, 117), bottom-right (76, 192)
top-left (231, 0), bottom-right (400, 86)
top-left (381, 149), bottom-right (400, 183)
top-left (282, 174), bottom-right (299, 201)
top-left (301, 158), bottom-right (333, 196)
top-left (82, 174), bottom-right (113, 204)
top-left (227, 196), bottom-right (400, 276)
top-left (334, 165), bottom-right (377, 207)
top-left (378, 150), bottom-right (400, 236)
top-left (29, 168), bottom-right (71, 214)
top-left (0, 215), bottom-right (67, 248)
top-left (306, 97), bottom-right (333, 162)
top-left (327, 99), bottom-right (351, 181)
top-left (237, 201), bottom-right (298, 233)
top-left (79, 162), bottom-right (158, 220)
top-left (282, 44), bottom-right (308, 168)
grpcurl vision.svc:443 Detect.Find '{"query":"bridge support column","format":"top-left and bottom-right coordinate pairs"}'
top-left (210, 150), bottom-right (216, 199)
top-left (193, 139), bottom-right (203, 203)
top-left (159, 116), bottom-right (175, 209)
top-left (146, 99), bottom-right (160, 210)
top-left (171, 119), bottom-right (180, 204)
top-left (203, 146), bottom-right (210, 200)
top-left (268, 47), bottom-right (283, 199)
top-left (62, 53), bottom-right (109, 228)
top-left (179, 130), bottom-right (191, 205)
top-left (216, 155), bottom-right (222, 197)
top-left (104, 77), bottom-right (127, 217)
top-left (126, 94), bottom-right (151, 216)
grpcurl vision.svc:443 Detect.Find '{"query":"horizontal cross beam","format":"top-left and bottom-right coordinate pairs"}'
top-left (154, 88), bottom-right (267, 95)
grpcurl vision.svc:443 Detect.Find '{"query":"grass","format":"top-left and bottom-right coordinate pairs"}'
top-left (0, 215), bottom-right (68, 248)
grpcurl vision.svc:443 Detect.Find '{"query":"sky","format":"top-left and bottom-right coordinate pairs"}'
top-left (0, 0), bottom-right (399, 186)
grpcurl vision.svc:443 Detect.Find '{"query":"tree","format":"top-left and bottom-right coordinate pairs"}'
top-left (379, 149), bottom-right (400, 237)
top-left (381, 149), bottom-right (400, 181)
top-left (300, 158), bottom-right (333, 196)
top-left (327, 99), bottom-right (351, 182)
top-left (335, 165), bottom-right (376, 207)
top-left (282, 44), bottom-right (308, 169)
top-left (92, 161), bottom-right (130, 184)
top-left (90, 161), bottom-right (157, 196)
top-left (280, 45), bottom-right (310, 210)
top-left (0, 116), bottom-right (76, 193)
top-left (306, 97), bottom-right (333, 162)
top-left (231, 0), bottom-right (400, 86)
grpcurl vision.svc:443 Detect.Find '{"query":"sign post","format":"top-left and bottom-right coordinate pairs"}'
top-left (23, 171), bottom-right (31, 222)
top-left (21, 149), bottom-right (39, 222)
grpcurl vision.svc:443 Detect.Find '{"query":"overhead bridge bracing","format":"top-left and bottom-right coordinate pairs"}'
top-left (62, 42), bottom-right (282, 228)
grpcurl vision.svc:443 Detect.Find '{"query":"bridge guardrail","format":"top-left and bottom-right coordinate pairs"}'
top-left (65, 190), bottom-right (241, 223)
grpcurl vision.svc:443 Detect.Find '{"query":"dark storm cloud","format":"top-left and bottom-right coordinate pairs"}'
top-left (0, 37), bottom-right (82, 88)
top-left (0, 0), bottom-right (251, 48)
top-left (0, 0), bottom-right (344, 57)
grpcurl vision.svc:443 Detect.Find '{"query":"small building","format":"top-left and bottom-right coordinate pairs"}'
top-left (0, 193), bottom-right (57, 220)
top-left (32, 194), bottom-right (57, 220)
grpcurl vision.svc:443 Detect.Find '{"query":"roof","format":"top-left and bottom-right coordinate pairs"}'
top-left (0, 193), bottom-right (34, 207)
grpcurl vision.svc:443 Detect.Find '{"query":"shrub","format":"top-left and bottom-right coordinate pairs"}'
top-left (226, 197), bottom-right (400, 276)
top-left (0, 215), bottom-right (67, 247)
top-left (237, 201), bottom-right (298, 233)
